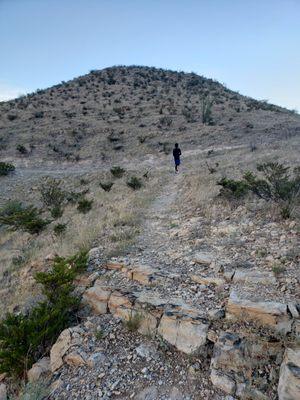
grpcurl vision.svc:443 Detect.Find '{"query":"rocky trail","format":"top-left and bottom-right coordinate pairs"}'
top-left (5, 145), bottom-right (299, 400)
top-left (38, 146), bottom-right (300, 400)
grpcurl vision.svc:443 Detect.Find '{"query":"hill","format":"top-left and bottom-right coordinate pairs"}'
top-left (0, 66), bottom-right (299, 163)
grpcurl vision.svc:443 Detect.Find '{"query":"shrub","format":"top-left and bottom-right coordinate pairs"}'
top-left (217, 177), bottom-right (249, 198)
top-left (16, 144), bottom-right (28, 154)
top-left (201, 96), bottom-right (213, 124)
top-left (100, 182), bottom-right (114, 192)
top-left (110, 166), bottom-right (125, 178)
top-left (77, 198), bottom-right (93, 213)
top-left (127, 177), bottom-right (142, 190)
top-left (218, 163), bottom-right (300, 218)
top-left (40, 178), bottom-right (65, 209)
top-left (51, 205), bottom-right (63, 219)
top-left (53, 223), bottom-right (67, 236)
top-left (0, 201), bottom-right (49, 234)
top-left (0, 250), bottom-right (88, 378)
top-left (124, 312), bottom-right (143, 332)
top-left (0, 162), bottom-right (15, 176)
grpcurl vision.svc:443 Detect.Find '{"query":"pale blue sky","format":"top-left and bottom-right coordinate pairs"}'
top-left (0, 0), bottom-right (299, 110)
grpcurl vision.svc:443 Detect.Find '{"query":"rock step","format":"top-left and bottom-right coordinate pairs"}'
top-left (83, 280), bottom-right (209, 355)
top-left (226, 290), bottom-right (296, 334)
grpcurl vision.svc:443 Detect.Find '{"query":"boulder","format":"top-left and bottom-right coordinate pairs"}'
top-left (278, 347), bottom-right (300, 400)
top-left (83, 283), bottom-right (111, 314)
top-left (27, 357), bottom-right (50, 382)
top-left (227, 291), bottom-right (292, 333)
top-left (158, 309), bottom-right (208, 354)
top-left (50, 326), bottom-right (83, 372)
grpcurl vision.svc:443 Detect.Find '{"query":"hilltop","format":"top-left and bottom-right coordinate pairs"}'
top-left (0, 66), bottom-right (299, 163)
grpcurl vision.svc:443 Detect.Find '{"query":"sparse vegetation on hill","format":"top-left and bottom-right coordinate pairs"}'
top-left (0, 201), bottom-right (49, 234)
top-left (0, 66), bottom-right (299, 163)
top-left (0, 161), bottom-right (15, 176)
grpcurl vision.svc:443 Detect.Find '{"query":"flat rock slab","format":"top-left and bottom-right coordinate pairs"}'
top-left (233, 269), bottom-right (276, 285)
top-left (190, 274), bottom-right (225, 286)
top-left (227, 291), bottom-right (292, 333)
top-left (192, 252), bottom-right (214, 265)
top-left (278, 347), bottom-right (300, 400)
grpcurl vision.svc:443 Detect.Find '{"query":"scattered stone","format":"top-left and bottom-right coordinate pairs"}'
top-left (134, 385), bottom-right (158, 400)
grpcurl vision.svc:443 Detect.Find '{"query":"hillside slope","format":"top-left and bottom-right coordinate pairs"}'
top-left (0, 66), bottom-right (299, 163)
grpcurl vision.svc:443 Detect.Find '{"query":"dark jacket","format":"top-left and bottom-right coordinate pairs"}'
top-left (173, 148), bottom-right (181, 159)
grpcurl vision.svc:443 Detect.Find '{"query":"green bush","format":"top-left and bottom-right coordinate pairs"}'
top-left (40, 178), bottom-right (66, 208)
top-left (77, 198), bottom-right (93, 213)
top-left (110, 166), bottom-right (125, 178)
top-left (218, 163), bottom-right (300, 218)
top-left (51, 206), bottom-right (63, 219)
top-left (0, 162), bottom-right (15, 176)
top-left (127, 177), bottom-right (142, 190)
top-left (0, 250), bottom-right (88, 378)
top-left (100, 181), bottom-right (114, 192)
top-left (217, 177), bottom-right (249, 198)
top-left (0, 201), bottom-right (49, 234)
top-left (53, 223), bottom-right (67, 236)
top-left (16, 144), bottom-right (28, 154)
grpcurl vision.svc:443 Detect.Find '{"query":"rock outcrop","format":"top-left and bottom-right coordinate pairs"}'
top-left (278, 347), bottom-right (300, 400)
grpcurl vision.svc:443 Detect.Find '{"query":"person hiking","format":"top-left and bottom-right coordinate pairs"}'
top-left (173, 143), bottom-right (181, 173)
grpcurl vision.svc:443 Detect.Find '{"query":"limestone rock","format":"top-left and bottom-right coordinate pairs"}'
top-left (193, 252), bottom-right (214, 265)
top-left (106, 262), bottom-right (124, 271)
top-left (108, 290), bottom-right (137, 320)
top-left (233, 269), bottom-right (276, 285)
top-left (50, 326), bottom-right (83, 372)
top-left (158, 310), bottom-right (208, 354)
top-left (210, 369), bottom-right (236, 395)
top-left (83, 283), bottom-right (111, 314)
top-left (131, 265), bottom-right (164, 285)
top-left (227, 291), bottom-right (292, 333)
top-left (27, 357), bottom-right (50, 382)
top-left (278, 347), bottom-right (300, 400)
top-left (190, 274), bottom-right (225, 286)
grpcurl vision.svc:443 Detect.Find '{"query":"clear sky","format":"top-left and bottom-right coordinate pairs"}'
top-left (0, 0), bottom-right (299, 110)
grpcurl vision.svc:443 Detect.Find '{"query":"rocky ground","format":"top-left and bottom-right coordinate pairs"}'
top-left (22, 144), bottom-right (298, 400)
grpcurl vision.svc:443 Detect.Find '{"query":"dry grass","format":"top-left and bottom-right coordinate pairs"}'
top-left (0, 167), bottom-right (162, 317)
